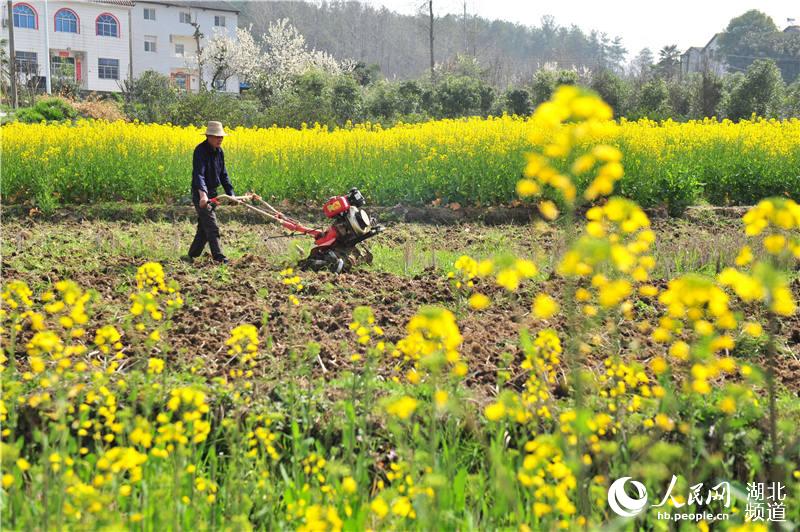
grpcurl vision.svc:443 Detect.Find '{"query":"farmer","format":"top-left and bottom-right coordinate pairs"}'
top-left (183, 121), bottom-right (241, 264)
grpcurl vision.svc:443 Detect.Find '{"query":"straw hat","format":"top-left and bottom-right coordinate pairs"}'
top-left (204, 121), bottom-right (228, 136)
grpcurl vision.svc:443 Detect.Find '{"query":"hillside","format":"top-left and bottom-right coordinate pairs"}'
top-left (231, 1), bottom-right (626, 85)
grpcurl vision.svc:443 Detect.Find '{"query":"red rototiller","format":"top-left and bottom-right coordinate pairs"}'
top-left (212, 188), bottom-right (384, 273)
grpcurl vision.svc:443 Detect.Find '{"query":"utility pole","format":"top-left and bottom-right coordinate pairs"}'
top-left (7, 1), bottom-right (18, 108)
top-left (463, 1), bottom-right (467, 55)
top-left (472, 8), bottom-right (477, 57)
top-left (428, 0), bottom-right (434, 83)
top-left (127, 7), bottom-right (133, 100)
top-left (190, 19), bottom-right (204, 92)
top-left (43, 0), bottom-right (51, 94)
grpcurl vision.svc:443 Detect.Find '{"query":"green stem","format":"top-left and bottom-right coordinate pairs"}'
top-left (561, 206), bottom-right (590, 517)
top-left (766, 312), bottom-right (780, 482)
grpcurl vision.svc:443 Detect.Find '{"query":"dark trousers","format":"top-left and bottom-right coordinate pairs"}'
top-left (188, 205), bottom-right (224, 259)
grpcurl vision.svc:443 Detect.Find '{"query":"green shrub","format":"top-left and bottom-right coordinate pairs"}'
top-left (167, 91), bottom-right (252, 127)
top-left (15, 98), bottom-right (77, 123)
top-left (14, 107), bottom-right (46, 123)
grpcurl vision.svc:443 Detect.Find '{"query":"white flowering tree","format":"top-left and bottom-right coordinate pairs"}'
top-left (258, 19), bottom-right (350, 96)
top-left (197, 20), bottom-right (352, 96)
top-left (197, 27), bottom-right (261, 91)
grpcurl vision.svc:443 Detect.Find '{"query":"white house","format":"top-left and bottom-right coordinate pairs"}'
top-left (1, 0), bottom-right (239, 93)
top-left (2, 0), bottom-right (133, 93)
top-left (680, 33), bottom-right (727, 79)
top-left (131, 1), bottom-right (239, 93)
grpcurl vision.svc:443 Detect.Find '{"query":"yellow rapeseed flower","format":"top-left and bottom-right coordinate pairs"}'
top-left (484, 402), bottom-right (506, 421)
top-left (532, 294), bottom-right (559, 319)
top-left (538, 201), bottom-right (559, 221)
top-left (386, 396), bottom-right (419, 420)
top-left (719, 397), bottom-right (736, 414)
top-left (468, 293), bottom-right (490, 311)
top-left (370, 496), bottom-right (389, 518)
top-left (650, 357), bottom-right (668, 375)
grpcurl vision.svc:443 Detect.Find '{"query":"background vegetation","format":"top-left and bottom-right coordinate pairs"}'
top-left (2, 9), bottom-right (799, 130)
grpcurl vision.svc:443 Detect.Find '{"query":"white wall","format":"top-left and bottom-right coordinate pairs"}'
top-left (2, 1), bottom-right (240, 94)
top-left (1, 1), bottom-right (131, 92)
top-left (131, 1), bottom-right (239, 93)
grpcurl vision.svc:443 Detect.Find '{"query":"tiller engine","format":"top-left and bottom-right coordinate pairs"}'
top-left (212, 188), bottom-right (384, 273)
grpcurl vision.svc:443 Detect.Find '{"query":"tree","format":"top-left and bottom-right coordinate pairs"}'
top-left (434, 74), bottom-right (482, 117)
top-left (718, 9), bottom-right (778, 51)
top-left (351, 62), bottom-right (381, 87)
top-left (121, 70), bottom-right (178, 123)
top-left (531, 69), bottom-right (556, 105)
top-left (689, 71), bottom-right (724, 118)
top-left (717, 10), bottom-right (788, 76)
top-left (331, 74), bottom-right (362, 124)
top-left (245, 19), bottom-right (351, 105)
top-left (637, 78), bottom-right (670, 118)
top-left (725, 59), bottom-right (785, 120)
top-left (478, 84), bottom-right (494, 115)
top-left (630, 48), bottom-right (655, 86)
top-left (606, 36), bottom-right (628, 74)
top-left (556, 69), bottom-right (579, 86)
top-left (716, 10), bottom-right (800, 82)
top-left (235, 1), bottom-right (643, 84)
top-left (590, 69), bottom-right (628, 117)
top-left (366, 81), bottom-right (399, 121)
top-left (785, 77), bottom-right (800, 117)
top-left (588, 30), bottom-right (608, 71)
top-left (656, 44), bottom-right (681, 81)
top-left (200, 27), bottom-right (262, 91)
top-left (505, 88), bottom-right (532, 116)
top-left (397, 80), bottom-right (423, 115)
top-left (265, 69), bottom-right (338, 128)
top-left (437, 54), bottom-right (486, 80)
top-left (667, 80), bottom-right (692, 119)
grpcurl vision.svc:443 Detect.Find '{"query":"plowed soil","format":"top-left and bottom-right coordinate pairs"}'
top-left (4, 247), bottom-right (800, 397)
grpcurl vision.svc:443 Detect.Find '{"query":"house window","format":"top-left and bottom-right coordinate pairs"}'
top-left (51, 56), bottom-right (76, 79)
top-left (15, 51), bottom-right (38, 74)
top-left (174, 74), bottom-right (188, 91)
top-left (54, 8), bottom-right (78, 33)
top-left (175, 44), bottom-right (185, 57)
top-left (98, 58), bottom-right (119, 80)
top-left (179, 11), bottom-right (191, 24)
top-left (96, 14), bottom-right (118, 37)
top-left (12, 3), bottom-right (37, 29)
top-left (212, 78), bottom-right (225, 90)
top-left (214, 15), bottom-right (225, 27)
top-left (144, 37), bottom-right (156, 53)
top-left (143, 7), bottom-right (155, 20)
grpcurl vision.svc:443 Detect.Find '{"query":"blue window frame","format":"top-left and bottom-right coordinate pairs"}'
top-left (15, 51), bottom-right (38, 74)
top-left (12, 4), bottom-right (36, 29)
top-left (55, 8), bottom-right (78, 33)
top-left (96, 14), bottom-right (118, 37)
top-left (98, 58), bottom-right (119, 80)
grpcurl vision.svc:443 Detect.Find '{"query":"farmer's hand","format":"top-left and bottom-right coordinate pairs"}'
top-left (199, 191), bottom-right (208, 209)
top-left (249, 192), bottom-right (262, 201)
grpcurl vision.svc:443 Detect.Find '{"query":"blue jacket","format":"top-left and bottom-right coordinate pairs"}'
top-left (191, 140), bottom-right (234, 205)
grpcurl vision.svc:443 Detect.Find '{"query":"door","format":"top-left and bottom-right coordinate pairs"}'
top-left (51, 55), bottom-right (76, 81)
